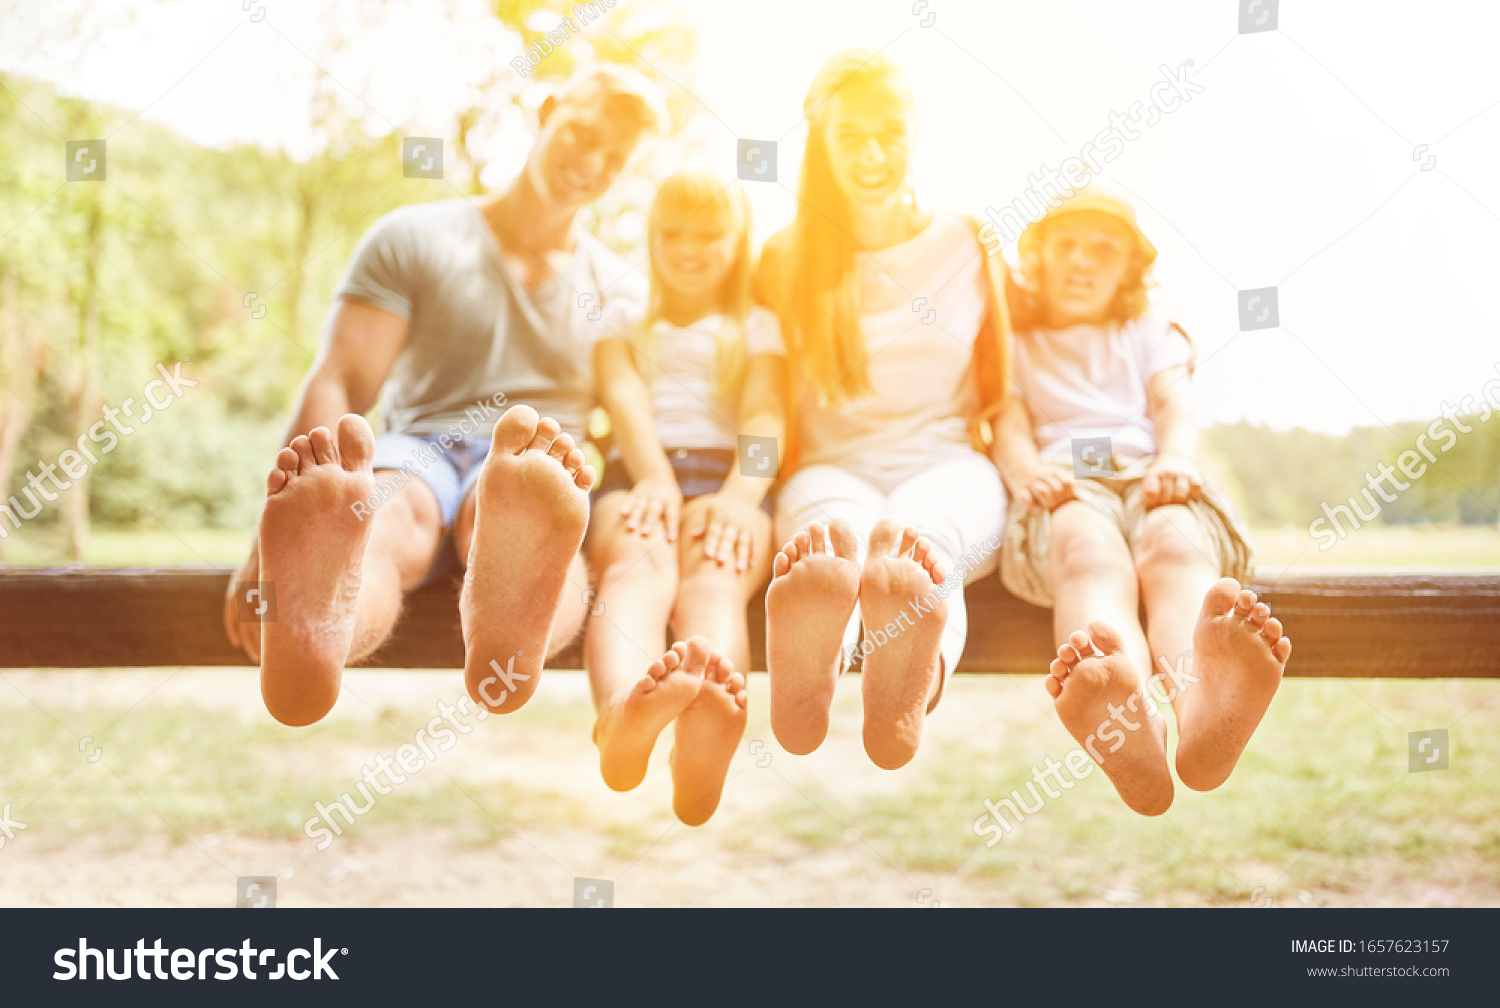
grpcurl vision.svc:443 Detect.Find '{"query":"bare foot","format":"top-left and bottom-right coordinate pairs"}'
top-left (259, 415), bottom-right (376, 727)
top-left (670, 648), bottom-right (748, 825)
top-left (461, 405), bottom-right (593, 714)
top-left (1046, 621), bottom-right (1173, 816)
top-left (595, 637), bottom-right (707, 792)
top-left (1174, 579), bottom-right (1291, 791)
top-left (859, 519), bottom-right (948, 770)
top-left (765, 520), bottom-right (860, 755)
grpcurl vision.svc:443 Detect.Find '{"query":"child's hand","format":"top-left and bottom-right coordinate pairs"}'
top-left (1014, 468), bottom-right (1076, 512)
top-left (620, 474), bottom-right (683, 542)
top-left (1141, 455), bottom-right (1204, 508)
top-left (686, 490), bottom-right (763, 572)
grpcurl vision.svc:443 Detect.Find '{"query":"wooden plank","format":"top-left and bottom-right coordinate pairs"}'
top-left (1, 568), bottom-right (1498, 677)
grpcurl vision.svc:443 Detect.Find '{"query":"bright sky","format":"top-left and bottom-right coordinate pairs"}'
top-left (4, 0), bottom-right (1499, 435)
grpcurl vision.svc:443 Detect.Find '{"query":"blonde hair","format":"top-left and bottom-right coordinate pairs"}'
top-left (632, 169), bottom-right (754, 405)
top-left (1011, 216), bottom-right (1157, 332)
top-left (551, 63), bottom-right (670, 137)
top-left (783, 49), bottom-right (914, 404)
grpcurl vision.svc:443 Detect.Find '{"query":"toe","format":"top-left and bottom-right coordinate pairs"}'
top-left (1200, 577), bottom-right (1241, 618)
top-left (1086, 620), bottom-right (1126, 656)
top-left (645, 658), bottom-right (667, 681)
top-left (267, 467), bottom-right (289, 494)
top-left (793, 530), bottom-right (812, 557)
top-left (1068, 629), bottom-right (1092, 655)
top-left (1058, 643), bottom-right (1081, 665)
top-left (1261, 617), bottom-right (1283, 644)
top-left (772, 551), bottom-right (790, 577)
top-left (828, 518), bottom-right (860, 560)
top-left (275, 446), bottom-right (300, 473)
top-left (1234, 589), bottom-right (1257, 617)
top-left (336, 414), bottom-right (375, 471)
top-left (1273, 637), bottom-right (1292, 663)
top-left (807, 522), bottom-right (828, 554)
top-left (1049, 657), bottom-right (1071, 680)
top-left (1044, 673), bottom-right (1062, 698)
top-left (309, 426), bottom-right (338, 465)
top-left (660, 649), bottom-right (681, 672)
top-left (574, 462), bottom-right (596, 492)
top-left (897, 526), bottom-right (919, 556)
top-left (525, 415), bottom-right (562, 453)
top-left (490, 404), bottom-right (541, 454)
top-left (682, 635), bottom-right (711, 672)
top-left (562, 447), bottom-right (586, 476)
top-left (290, 434), bottom-right (316, 473)
top-left (1249, 603), bottom-right (1270, 628)
top-left (867, 516), bottom-right (902, 557)
top-left (548, 430), bottom-right (576, 461)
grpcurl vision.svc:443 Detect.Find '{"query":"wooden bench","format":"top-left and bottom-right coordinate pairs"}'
top-left (2, 568), bottom-right (1497, 676)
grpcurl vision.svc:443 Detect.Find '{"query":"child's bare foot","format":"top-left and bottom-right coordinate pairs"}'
top-left (595, 637), bottom-right (708, 792)
top-left (670, 648), bottom-right (748, 825)
top-left (259, 415), bottom-right (376, 726)
top-left (461, 405), bottom-right (593, 714)
top-left (1047, 621), bottom-right (1173, 816)
top-left (859, 519), bottom-right (948, 770)
top-left (1174, 579), bottom-right (1291, 791)
top-left (765, 520), bottom-right (860, 755)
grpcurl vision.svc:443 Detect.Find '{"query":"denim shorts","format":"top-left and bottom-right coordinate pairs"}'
top-left (593, 447), bottom-right (774, 516)
top-left (372, 430), bottom-right (493, 528)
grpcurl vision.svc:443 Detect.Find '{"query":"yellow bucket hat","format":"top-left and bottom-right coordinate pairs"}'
top-left (1017, 188), bottom-right (1157, 265)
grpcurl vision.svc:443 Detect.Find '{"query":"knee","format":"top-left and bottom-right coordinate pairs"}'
top-left (597, 531), bottom-right (677, 582)
top-left (1051, 530), bottom-right (1130, 586)
top-left (1134, 511), bottom-right (1205, 574)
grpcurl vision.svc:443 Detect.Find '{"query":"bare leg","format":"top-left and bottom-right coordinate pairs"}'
top-left (666, 496), bottom-right (770, 823)
top-left (858, 518), bottom-right (948, 770)
top-left (765, 520), bottom-right (861, 755)
top-left (584, 494), bottom-right (685, 791)
top-left (1173, 579), bottom-right (1292, 791)
top-left (1044, 501), bottom-right (1171, 814)
top-left (458, 406), bottom-right (593, 714)
top-left (259, 415), bottom-right (442, 726)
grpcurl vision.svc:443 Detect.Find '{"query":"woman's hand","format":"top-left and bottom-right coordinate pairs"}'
top-left (1011, 467), bottom-right (1077, 513)
top-left (1140, 454), bottom-right (1204, 508)
top-left (619, 473), bottom-right (683, 541)
top-left (223, 545), bottom-right (262, 663)
top-left (686, 488), bottom-right (764, 572)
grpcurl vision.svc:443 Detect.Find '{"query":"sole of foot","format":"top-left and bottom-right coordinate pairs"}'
top-left (259, 415), bottom-right (376, 727)
top-left (461, 405), bottom-right (593, 715)
top-left (1046, 621), bottom-right (1173, 816)
top-left (596, 637), bottom-right (708, 792)
top-left (670, 647), bottom-right (748, 825)
top-left (858, 518), bottom-right (948, 770)
top-left (765, 519), bottom-right (861, 755)
top-left (1174, 578), bottom-right (1292, 791)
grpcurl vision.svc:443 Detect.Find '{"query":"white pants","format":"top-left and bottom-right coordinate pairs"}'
top-left (774, 454), bottom-right (1007, 701)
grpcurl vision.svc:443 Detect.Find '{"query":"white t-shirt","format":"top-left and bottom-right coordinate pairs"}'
top-left (595, 305), bottom-right (785, 450)
top-left (797, 211), bottom-right (988, 487)
top-left (1012, 315), bottom-right (1192, 461)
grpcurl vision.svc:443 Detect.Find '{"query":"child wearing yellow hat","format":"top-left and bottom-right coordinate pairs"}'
top-left (992, 189), bottom-right (1288, 817)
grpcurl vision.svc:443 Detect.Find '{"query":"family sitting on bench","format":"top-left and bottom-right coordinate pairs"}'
top-left (223, 52), bottom-right (1290, 826)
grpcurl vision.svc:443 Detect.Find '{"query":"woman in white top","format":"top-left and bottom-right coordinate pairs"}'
top-left (588, 169), bottom-right (786, 825)
top-left (757, 50), bottom-right (1014, 771)
top-left (992, 189), bottom-right (1285, 819)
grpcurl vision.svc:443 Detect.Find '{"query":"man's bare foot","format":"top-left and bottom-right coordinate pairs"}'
top-left (259, 415), bottom-right (376, 727)
top-left (859, 519), bottom-right (948, 770)
top-left (1046, 622), bottom-right (1173, 816)
top-left (670, 648), bottom-right (748, 825)
top-left (1174, 578), bottom-right (1291, 792)
top-left (595, 637), bottom-right (707, 792)
top-left (765, 519), bottom-right (860, 755)
top-left (461, 405), bottom-right (593, 714)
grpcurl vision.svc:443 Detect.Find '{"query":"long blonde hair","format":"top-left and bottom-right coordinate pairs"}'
top-left (631, 169), bottom-right (754, 405)
top-left (784, 49), bottom-right (914, 404)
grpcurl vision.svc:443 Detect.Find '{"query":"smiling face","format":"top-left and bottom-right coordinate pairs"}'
top-left (1037, 212), bottom-right (1139, 327)
top-left (652, 205), bottom-right (740, 317)
top-left (819, 83), bottom-right (915, 211)
top-left (527, 92), bottom-right (646, 211)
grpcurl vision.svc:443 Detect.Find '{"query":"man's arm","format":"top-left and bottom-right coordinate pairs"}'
top-left (223, 297), bottom-right (408, 660)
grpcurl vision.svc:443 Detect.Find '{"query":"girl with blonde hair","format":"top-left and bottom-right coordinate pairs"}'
top-left (757, 49), bottom-right (1014, 770)
top-left (587, 168), bottom-right (786, 825)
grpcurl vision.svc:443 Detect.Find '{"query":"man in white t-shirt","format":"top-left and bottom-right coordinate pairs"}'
top-left (222, 66), bottom-right (666, 729)
top-left (989, 190), bottom-right (1287, 822)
